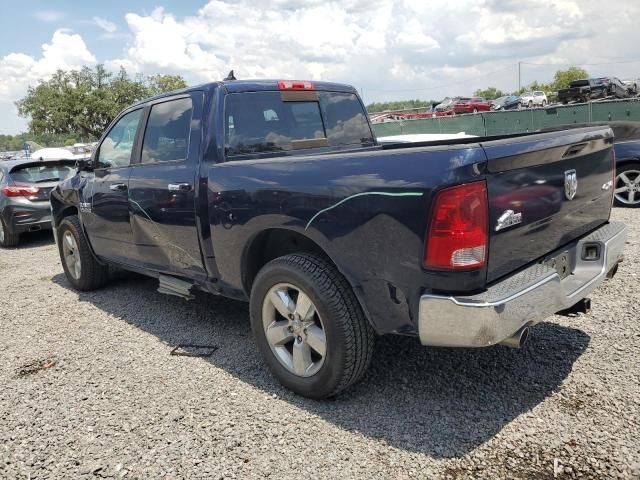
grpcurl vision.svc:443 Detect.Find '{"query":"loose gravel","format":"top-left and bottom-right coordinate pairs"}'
top-left (0, 208), bottom-right (638, 479)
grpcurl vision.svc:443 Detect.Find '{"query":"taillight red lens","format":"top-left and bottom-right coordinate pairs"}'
top-left (1, 184), bottom-right (40, 197)
top-left (278, 80), bottom-right (315, 91)
top-left (424, 181), bottom-right (488, 270)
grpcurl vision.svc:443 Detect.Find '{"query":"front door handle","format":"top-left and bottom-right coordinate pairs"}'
top-left (168, 183), bottom-right (192, 192)
top-left (109, 183), bottom-right (127, 192)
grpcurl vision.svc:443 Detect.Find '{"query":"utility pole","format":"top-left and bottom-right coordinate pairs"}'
top-left (518, 62), bottom-right (521, 93)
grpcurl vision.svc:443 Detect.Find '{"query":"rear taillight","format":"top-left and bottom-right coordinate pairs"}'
top-left (278, 80), bottom-right (315, 91)
top-left (424, 181), bottom-right (488, 270)
top-left (1, 184), bottom-right (40, 197)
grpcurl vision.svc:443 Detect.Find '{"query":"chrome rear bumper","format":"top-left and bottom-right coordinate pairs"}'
top-left (418, 222), bottom-right (626, 347)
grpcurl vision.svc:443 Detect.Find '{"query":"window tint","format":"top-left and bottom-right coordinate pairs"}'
top-left (96, 109), bottom-right (142, 169)
top-left (318, 92), bottom-right (373, 147)
top-left (225, 91), bottom-right (373, 157)
top-left (141, 98), bottom-right (193, 164)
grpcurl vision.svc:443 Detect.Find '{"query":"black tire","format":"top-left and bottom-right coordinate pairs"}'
top-left (613, 163), bottom-right (640, 208)
top-left (250, 253), bottom-right (374, 399)
top-left (57, 215), bottom-right (109, 291)
top-left (0, 216), bottom-right (19, 248)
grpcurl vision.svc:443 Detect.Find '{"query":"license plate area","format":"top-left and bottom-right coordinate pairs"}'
top-left (544, 251), bottom-right (571, 279)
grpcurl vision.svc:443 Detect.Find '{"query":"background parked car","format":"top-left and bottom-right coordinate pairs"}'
top-left (540, 121), bottom-right (640, 207)
top-left (0, 158), bottom-right (77, 247)
top-left (520, 91), bottom-right (547, 108)
top-left (622, 78), bottom-right (639, 96)
top-left (433, 97), bottom-right (458, 115)
top-left (490, 95), bottom-right (521, 111)
top-left (558, 77), bottom-right (629, 104)
top-left (452, 96), bottom-right (491, 114)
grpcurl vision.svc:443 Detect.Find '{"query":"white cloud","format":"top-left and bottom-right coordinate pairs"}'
top-left (0, 30), bottom-right (95, 133)
top-left (93, 16), bottom-right (117, 33)
top-left (34, 10), bottom-right (64, 22)
top-left (2, 0), bottom-right (640, 134)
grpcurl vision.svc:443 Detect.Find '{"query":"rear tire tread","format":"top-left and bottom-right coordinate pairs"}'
top-left (253, 253), bottom-right (374, 398)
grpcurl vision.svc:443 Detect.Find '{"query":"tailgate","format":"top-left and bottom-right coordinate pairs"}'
top-left (482, 127), bottom-right (614, 282)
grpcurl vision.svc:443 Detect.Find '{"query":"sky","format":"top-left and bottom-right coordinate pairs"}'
top-left (1, 0), bottom-right (640, 134)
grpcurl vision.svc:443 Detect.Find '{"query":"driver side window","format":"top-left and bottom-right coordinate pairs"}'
top-left (96, 109), bottom-right (142, 169)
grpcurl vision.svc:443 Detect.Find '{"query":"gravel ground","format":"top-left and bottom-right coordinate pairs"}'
top-left (0, 208), bottom-right (638, 479)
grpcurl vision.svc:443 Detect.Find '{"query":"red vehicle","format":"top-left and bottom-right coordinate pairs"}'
top-left (452, 97), bottom-right (491, 114)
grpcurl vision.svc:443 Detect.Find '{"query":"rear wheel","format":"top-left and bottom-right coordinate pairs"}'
top-left (473, 108), bottom-right (478, 114)
top-left (528, 101), bottom-right (533, 108)
top-left (250, 253), bottom-right (374, 398)
top-left (614, 163), bottom-right (640, 207)
top-left (58, 215), bottom-right (109, 290)
top-left (0, 216), bottom-right (19, 248)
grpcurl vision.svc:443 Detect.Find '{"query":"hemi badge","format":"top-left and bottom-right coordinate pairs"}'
top-left (495, 209), bottom-right (523, 231)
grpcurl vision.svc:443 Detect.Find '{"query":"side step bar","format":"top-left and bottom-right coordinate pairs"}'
top-left (158, 274), bottom-right (194, 300)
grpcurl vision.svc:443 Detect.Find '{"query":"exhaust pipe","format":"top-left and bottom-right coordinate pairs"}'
top-left (499, 326), bottom-right (529, 349)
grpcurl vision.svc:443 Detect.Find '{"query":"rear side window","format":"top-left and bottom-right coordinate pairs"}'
top-left (141, 98), bottom-right (193, 164)
top-left (225, 91), bottom-right (373, 158)
top-left (10, 163), bottom-right (76, 183)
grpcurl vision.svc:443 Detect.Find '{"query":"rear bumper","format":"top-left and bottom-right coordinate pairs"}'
top-left (418, 222), bottom-right (626, 347)
top-left (2, 205), bottom-right (52, 234)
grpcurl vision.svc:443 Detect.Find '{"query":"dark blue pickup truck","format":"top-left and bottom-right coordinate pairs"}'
top-left (51, 79), bottom-right (626, 398)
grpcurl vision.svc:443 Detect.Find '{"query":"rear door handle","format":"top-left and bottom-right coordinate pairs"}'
top-left (109, 183), bottom-right (127, 191)
top-left (168, 183), bottom-right (192, 192)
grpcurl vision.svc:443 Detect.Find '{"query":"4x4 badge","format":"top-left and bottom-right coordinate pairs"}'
top-left (495, 209), bottom-right (522, 231)
top-left (564, 169), bottom-right (578, 200)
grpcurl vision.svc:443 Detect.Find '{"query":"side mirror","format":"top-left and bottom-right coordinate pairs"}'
top-left (76, 157), bottom-right (94, 172)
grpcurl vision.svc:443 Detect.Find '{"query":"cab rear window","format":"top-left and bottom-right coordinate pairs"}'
top-left (225, 91), bottom-right (373, 158)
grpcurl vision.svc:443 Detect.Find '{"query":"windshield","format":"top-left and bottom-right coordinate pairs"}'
top-left (9, 162), bottom-right (76, 183)
top-left (225, 91), bottom-right (374, 157)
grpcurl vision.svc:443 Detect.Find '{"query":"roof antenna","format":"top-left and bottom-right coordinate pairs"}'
top-left (224, 70), bottom-right (236, 81)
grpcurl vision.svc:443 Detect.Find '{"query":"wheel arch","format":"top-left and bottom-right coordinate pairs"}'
top-left (240, 227), bottom-right (375, 331)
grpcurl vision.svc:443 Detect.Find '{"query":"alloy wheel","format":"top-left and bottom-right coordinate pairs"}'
top-left (262, 283), bottom-right (327, 377)
top-left (615, 169), bottom-right (640, 205)
top-left (62, 230), bottom-right (82, 279)
top-left (0, 220), bottom-right (4, 243)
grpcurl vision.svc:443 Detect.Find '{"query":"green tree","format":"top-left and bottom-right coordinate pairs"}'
top-left (16, 65), bottom-right (188, 139)
top-left (147, 74), bottom-right (188, 95)
top-left (473, 87), bottom-right (506, 100)
top-left (551, 66), bottom-right (589, 91)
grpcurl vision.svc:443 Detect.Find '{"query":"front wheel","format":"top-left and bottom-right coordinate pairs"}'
top-left (250, 253), bottom-right (374, 398)
top-left (542, 100), bottom-right (547, 107)
top-left (528, 101), bottom-right (533, 108)
top-left (614, 163), bottom-right (640, 207)
top-left (58, 215), bottom-right (109, 290)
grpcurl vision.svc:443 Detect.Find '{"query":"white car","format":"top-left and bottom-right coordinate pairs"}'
top-left (622, 79), bottom-right (639, 96)
top-left (520, 91), bottom-right (548, 108)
